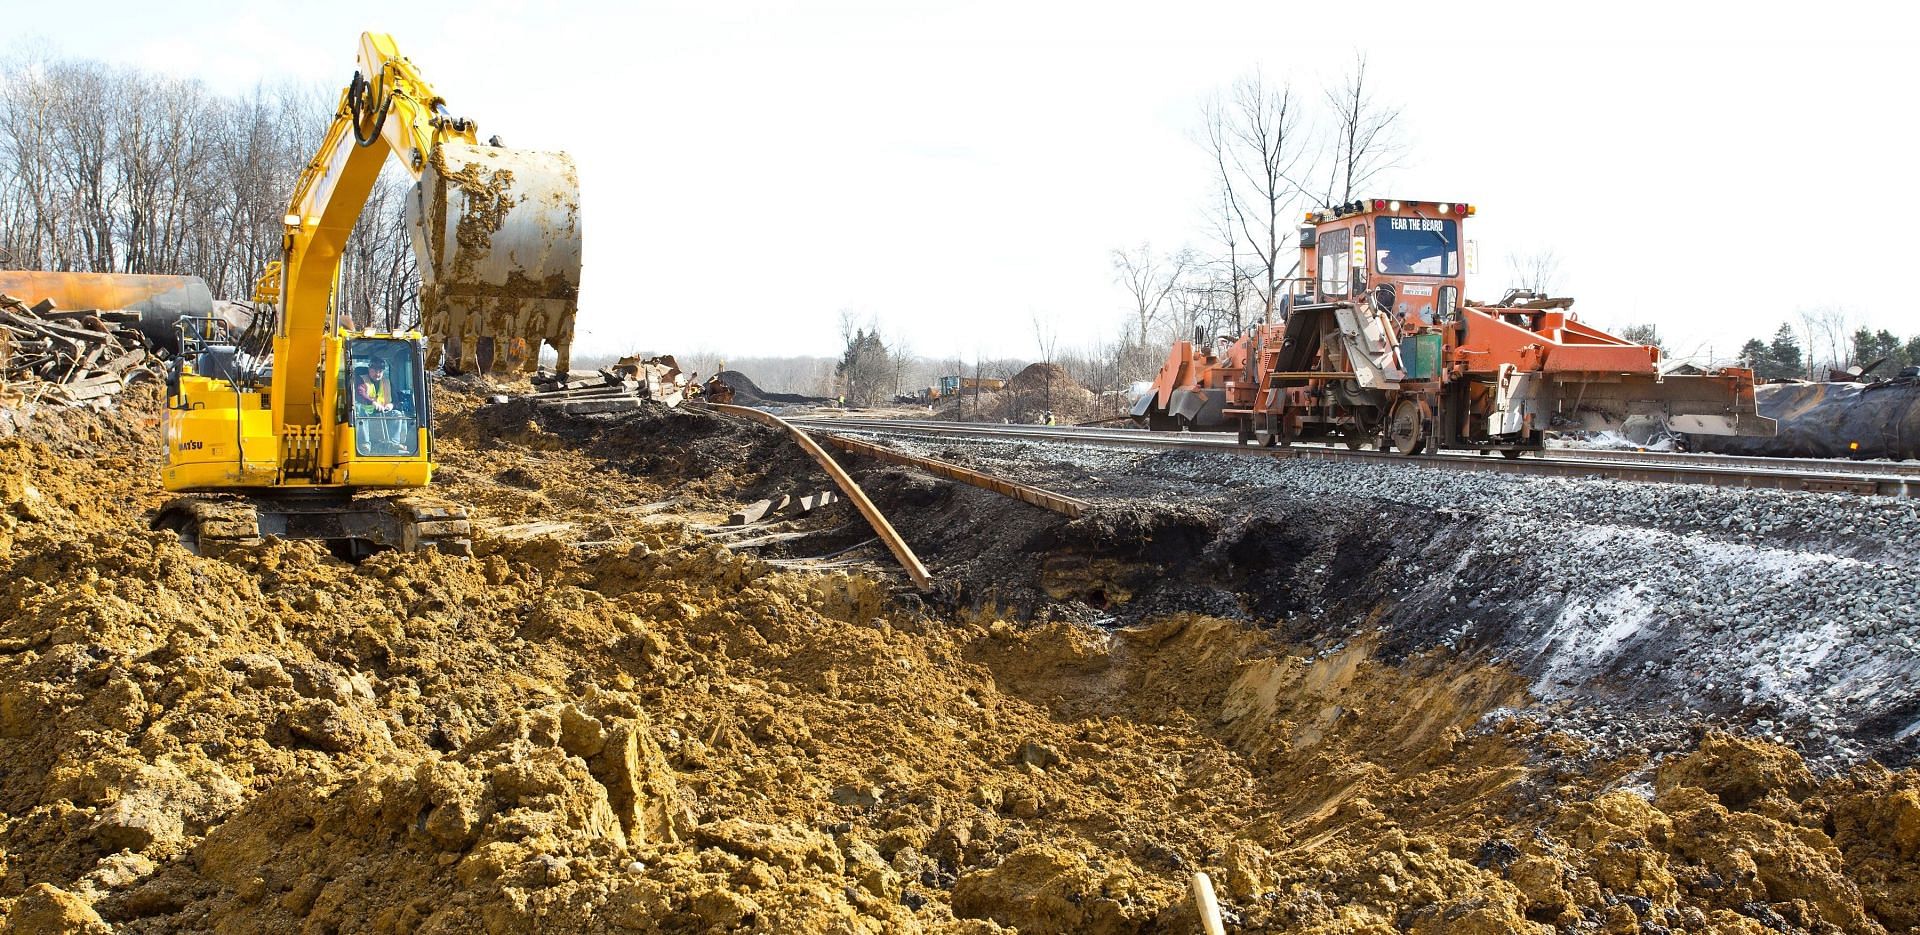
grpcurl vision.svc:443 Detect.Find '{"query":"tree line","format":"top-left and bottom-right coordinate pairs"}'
top-left (1738, 319), bottom-right (1920, 381)
top-left (0, 52), bottom-right (418, 330)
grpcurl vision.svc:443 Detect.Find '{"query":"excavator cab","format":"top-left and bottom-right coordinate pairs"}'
top-left (342, 338), bottom-right (425, 458)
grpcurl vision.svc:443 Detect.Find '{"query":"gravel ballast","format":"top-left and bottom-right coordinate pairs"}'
top-left (849, 433), bottom-right (1920, 767)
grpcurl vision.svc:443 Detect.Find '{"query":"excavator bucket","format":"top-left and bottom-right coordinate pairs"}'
top-left (408, 142), bottom-right (581, 376)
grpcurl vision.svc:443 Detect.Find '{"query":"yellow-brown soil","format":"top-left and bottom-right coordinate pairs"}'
top-left (0, 389), bottom-right (1914, 933)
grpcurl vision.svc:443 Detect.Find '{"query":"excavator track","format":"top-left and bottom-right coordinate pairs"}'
top-left (389, 495), bottom-right (474, 556)
top-left (151, 496), bottom-right (264, 557)
top-left (153, 493), bottom-right (471, 558)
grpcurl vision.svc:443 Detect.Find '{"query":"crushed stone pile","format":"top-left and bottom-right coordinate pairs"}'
top-left (0, 384), bottom-right (1915, 933)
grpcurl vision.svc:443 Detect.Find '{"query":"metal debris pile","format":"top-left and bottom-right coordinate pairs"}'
top-left (0, 292), bottom-right (159, 407)
top-left (517, 354), bottom-right (733, 414)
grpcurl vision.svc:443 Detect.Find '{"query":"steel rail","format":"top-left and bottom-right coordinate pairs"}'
top-left (787, 417), bottom-right (1918, 499)
top-left (787, 422), bottom-right (1920, 483)
top-left (815, 432), bottom-right (1090, 517)
top-left (813, 418), bottom-right (1920, 479)
top-left (707, 404), bottom-right (933, 589)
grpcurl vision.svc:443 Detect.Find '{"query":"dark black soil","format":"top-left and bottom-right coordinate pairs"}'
top-left (448, 396), bottom-right (815, 503)
top-left (716, 370), bottom-right (830, 407)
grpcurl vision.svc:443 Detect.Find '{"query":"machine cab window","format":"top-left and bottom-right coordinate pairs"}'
top-left (343, 339), bottom-right (422, 457)
top-left (1375, 216), bottom-right (1459, 277)
top-left (1318, 227), bottom-right (1351, 297)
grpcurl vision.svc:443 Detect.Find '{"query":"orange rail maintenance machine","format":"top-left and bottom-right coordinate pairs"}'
top-left (1134, 199), bottom-right (1773, 455)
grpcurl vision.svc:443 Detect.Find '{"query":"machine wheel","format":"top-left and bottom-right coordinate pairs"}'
top-left (1255, 414), bottom-right (1281, 448)
top-left (1500, 448), bottom-right (1525, 460)
top-left (1343, 432), bottom-right (1367, 450)
top-left (1384, 400), bottom-right (1427, 455)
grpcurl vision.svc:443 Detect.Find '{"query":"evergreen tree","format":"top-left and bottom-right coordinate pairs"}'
top-left (1766, 324), bottom-right (1803, 378)
top-left (1850, 328), bottom-right (1905, 373)
top-left (835, 328), bottom-right (893, 406)
top-left (1617, 323), bottom-right (1664, 354)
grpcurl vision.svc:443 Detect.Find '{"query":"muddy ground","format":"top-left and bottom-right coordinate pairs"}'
top-left (0, 385), bottom-right (1916, 934)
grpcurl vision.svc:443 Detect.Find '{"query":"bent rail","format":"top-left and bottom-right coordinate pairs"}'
top-left (707, 404), bottom-right (933, 590)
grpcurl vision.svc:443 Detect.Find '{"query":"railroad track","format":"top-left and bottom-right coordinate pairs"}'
top-left (788, 417), bottom-right (1920, 499)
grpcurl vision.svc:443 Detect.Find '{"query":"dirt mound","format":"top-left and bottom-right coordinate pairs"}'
top-left (715, 369), bottom-right (829, 407)
top-left (2, 383), bottom-right (1917, 933)
top-left (941, 364), bottom-right (1103, 425)
top-left (1005, 362), bottom-right (1072, 393)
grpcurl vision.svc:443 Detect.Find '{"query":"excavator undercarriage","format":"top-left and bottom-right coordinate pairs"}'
top-left (153, 493), bottom-right (472, 559)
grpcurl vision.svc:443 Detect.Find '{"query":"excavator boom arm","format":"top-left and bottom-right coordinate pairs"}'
top-left (266, 32), bottom-right (581, 441)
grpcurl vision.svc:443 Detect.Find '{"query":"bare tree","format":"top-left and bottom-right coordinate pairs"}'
top-left (1321, 53), bottom-right (1404, 206)
top-left (1204, 71), bottom-right (1309, 324)
top-left (1199, 175), bottom-right (1251, 334)
top-left (889, 337), bottom-right (914, 399)
top-left (1797, 306), bottom-right (1854, 375)
top-left (1507, 248), bottom-right (1562, 295)
top-left (0, 53), bottom-right (416, 322)
top-left (1110, 244), bottom-right (1190, 349)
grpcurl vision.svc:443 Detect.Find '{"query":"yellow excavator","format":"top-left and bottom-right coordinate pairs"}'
top-left (153, 32), bottom-right (582, 557)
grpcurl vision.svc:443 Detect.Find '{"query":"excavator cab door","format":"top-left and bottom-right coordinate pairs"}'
top-left (341, 338), bottom-right (425, 458)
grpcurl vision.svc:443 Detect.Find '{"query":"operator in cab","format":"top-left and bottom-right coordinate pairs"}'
top-left (355, 359), bottom-right (395, 414)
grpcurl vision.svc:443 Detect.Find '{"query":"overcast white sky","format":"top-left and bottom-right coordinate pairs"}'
top-left (14, 0), bottom-right (1920, 363)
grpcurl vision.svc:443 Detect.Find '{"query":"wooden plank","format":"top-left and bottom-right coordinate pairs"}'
top-left (48, 379), bottom-right (122, 402)
top-left (726, 498), bottom-right (775, 526)
top-left (708, 403), bottom-right (932, 591)
top-left (788, 490), bottom-right (837, 514)
top-left (96, 346), bottom-right (147, 374)
top-left (0, 310), bottom-right (111, 344)
top-left (544, 397), bottom-right (643, 415)
top-left (816, 433), bottom-right (1089, 518)
top-left (64, 373), bottom-right (123, 389)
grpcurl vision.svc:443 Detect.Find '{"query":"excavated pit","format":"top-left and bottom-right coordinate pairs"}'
top-left (0, 387), bottom-right (1916, 934)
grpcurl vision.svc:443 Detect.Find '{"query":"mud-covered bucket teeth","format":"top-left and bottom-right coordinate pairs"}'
top-left (409, 142), bottom-right (581, 373)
